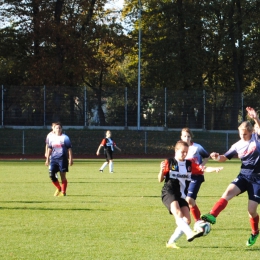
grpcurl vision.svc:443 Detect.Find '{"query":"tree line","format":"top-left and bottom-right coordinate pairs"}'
top-left (0, 0), bottom-right (259, 129)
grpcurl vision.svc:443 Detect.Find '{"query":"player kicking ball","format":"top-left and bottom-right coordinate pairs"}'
top-left (158, 140), bottom-right (223, 249)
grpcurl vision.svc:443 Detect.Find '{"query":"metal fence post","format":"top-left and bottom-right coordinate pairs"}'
top-left (84, 86), bottom-right (87, 127)
top-left (164, 87), bottom-right (167, 127)
top-left (203, 90), bottom-right (206, 130)
top-left (1, 85), bottom-right (3, 127)
top-left (43, 85), bottom-right (46, 126)
top-left (125, 87), bottom-right (127, 127)
top-left (144, 131), bottom-right (147, 154)
top-left (22, 130), bottom-right (25, 154)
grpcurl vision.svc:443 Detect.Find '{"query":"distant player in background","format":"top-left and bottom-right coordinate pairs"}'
top-left (45, 123), bottom-right (55, 171)
top-left (158, 140), bottom-right (223, 249)
top-left (180, 128), bottom-right (211, 223)
top-left (45, 122), bottom-right (73, 196)
top-left (201, 106), bottom-right (260, 247)
top-left (96, 130), bottom-right (121, 173)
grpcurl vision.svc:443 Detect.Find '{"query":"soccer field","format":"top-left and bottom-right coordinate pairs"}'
top-left (0, 159), bottom-right (258, 260)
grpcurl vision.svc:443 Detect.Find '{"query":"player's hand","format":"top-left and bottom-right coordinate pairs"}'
top-left (210, 152), bottom-right (219, 160)
top-left (215, 167), bottom-right (224, 172)
top-left (96, 152), bottom-right (99, 156)
top-left (160, 160), bottom-right (165, 171)
top-left (45, 160), bottom-right (49, 166)
top-left (69, 159), bottom-right (73, 166)
top-left (246, 107), bottom-right (258, 119)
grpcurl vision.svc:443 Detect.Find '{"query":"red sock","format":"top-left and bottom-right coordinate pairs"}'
top-left (190, 205), bottom-right (201, 222)
top-left (52, 181), bottom-right (61, 190)
top-left (250, 215), bottom-right (259, 235)
top-left (61, 179), bottom-right (68, 193)
top-left (210, 198), bottom-right (228, 217)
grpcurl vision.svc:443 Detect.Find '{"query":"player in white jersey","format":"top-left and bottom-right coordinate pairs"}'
top-left (45, 123), bottom-right (55, 172)
top-left (158, 140), bottom-right (223, 249)
top-left (45, 122), bottom-right (73, 196)
top-left (202, 107), bottom-right (260, 247)
top-left (180, 128), bottom-right (211, 223)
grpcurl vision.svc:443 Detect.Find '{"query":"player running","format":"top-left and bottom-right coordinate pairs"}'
top-left (201, 106), bottom-right (260, 247)
top-left (158, 140), bottom-right (223, 249)
top-left (180, 128), bottom-right (212, 224)
top-left (45, 122), bottom-right (73, 196)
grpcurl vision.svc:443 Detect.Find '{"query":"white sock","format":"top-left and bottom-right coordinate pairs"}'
top-left (100, 162), bottom-right (108, 170)
top-left (175, 217), bottom-right (192, 236)
top-left (168, 226), bottom-right (184, 244)
top-left (109, 162), bottom-right (113, 172)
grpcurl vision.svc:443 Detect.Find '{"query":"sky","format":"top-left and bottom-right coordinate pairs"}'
top-left (106, 0), bottom-right (124, 10)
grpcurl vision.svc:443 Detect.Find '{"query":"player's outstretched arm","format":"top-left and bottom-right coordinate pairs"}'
top-left (210, 152), bottom-right (227, 162)
top-left (115, 145), bottom-right (121, 152)
top-left (96, 145), bottom-right (102, 155)
top-left (246, 106), bottom-right (260, 134)
top-left (158, 160), bottom-right (165, 182)
top-left (204, 166), bottom-right (224, 173)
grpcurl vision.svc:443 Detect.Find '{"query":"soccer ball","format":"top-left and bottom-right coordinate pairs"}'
top-left (194, 220), bottom-right (211, 236)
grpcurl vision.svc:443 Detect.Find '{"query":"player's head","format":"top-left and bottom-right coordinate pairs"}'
top-left (51, 122), bottom-right (56, 130)
top-left (53, 122), bottom-right (63, 135)
top-left (174, 140), bottom-right (189, 161)
top-left (181, 127), bottom-right (193, 145)
top-left (106, 130), bottom-right (112, 138)
top-left (238, 121), bottom-right (253, 141)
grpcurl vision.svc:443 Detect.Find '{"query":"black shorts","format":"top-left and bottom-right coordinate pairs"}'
top-left (104, 149), bottom-right (113, 161)
top-left (162, 193), bottom-right (189, 214)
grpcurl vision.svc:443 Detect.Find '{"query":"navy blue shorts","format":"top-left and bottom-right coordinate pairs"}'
top-left (187, 175), bottom-right (205, 200)
top-left (232, 173), bottom-right (260, 203)
top-left (50, 158), bottom-right (68, 174)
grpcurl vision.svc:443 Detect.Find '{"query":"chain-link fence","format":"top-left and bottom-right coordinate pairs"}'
top-left (0, 86), bottom-right (257, 130)
top-left (0, 128), bottom-right (239, 156)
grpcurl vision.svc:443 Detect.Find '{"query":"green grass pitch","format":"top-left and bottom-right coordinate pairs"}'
top-left (0, 159), bottom-right (258, 260)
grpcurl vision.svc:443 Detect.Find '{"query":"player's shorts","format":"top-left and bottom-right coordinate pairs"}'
top-left (162, 193), bottom-right (189, 214)
top-left (187, 174), bottom-right (205, 200)
top-left (50, 158), bottom-right (69, 174)
top-left (104, 149), bottom-right (113, 161)
top-left (232, 173), bottom-right (260, 203)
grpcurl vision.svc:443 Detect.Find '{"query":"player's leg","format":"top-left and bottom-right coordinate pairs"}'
top-left (107, 151), bottom-right (113, 173)
top-left (49, 162), bottom-right (61, 196)
top-left (58, 159), bottom-right (68, 196)
top-left (201, 176), bottom-right (244, 224)
top-left (171, 200), bottom-right (203, 242)
top-left (100, 151), bottom-right (109, 172)
top-left (59, 172), bottom-right (67, 196)
top-left (246, 181), bottom-right (260, 246)
top-left (186, 177), bottom-right (203, 222)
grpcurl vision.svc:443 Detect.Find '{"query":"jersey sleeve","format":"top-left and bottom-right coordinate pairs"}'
top-left (100, 138), bottom-right (106, 146)
top-left (224, 144), bottom-right (237, 160)
top-left (64, 135), bottom-right (72, 149)
top-left (197, 144), bottom-right (210, 158)
top-left (163, 159), bottom-right (170, 176)
top-left (191, 161), bottom-right (204, 175)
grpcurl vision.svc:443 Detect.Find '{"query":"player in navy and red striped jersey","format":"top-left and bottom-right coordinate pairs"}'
top-left (180, 128), bottom-right (212, 224)
top-left (96, 130), bottom-right (121, 173)
top-left (158, 140), bottom-right (223, 249)
top-left (45, 122), bottom-right (73, 196)
top-left (201, 106), bottom-right (260, 247)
